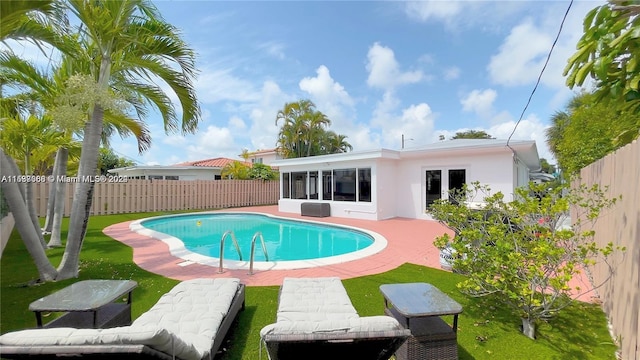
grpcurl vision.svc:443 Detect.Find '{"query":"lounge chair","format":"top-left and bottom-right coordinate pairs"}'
top-left (260, 277), bottom-right (410, 360)
top-left (0, 278), bottom-right (245, 360)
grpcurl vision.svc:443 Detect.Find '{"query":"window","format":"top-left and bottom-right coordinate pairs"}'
top-left (282, 173), bottom-right (290, 199)
top-left (149, 175), bottom-right (163, 180)
top-left (309, 171), bottom-right (319, 199)
top-left (291, 172), bottom-right (307, 199)
top-left (333, 168), bottom-right (356, 202)
top-left (214, 175), bottom-right (222, 180)
top-left (358, 168), bottom-right (371, 202)
top-left (281, 167), bottom-right (372, 203)
top-left (322, 171), bottom-right (332, 200)
top-left (165, 175), bottom-right (179, 180)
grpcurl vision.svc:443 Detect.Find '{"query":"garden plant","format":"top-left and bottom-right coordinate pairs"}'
top-left (429, 181), bottom-right (623, 339)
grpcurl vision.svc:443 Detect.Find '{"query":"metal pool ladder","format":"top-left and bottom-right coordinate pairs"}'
top-left (218, 230), bottom-right (242, 273)
top-left (249, 232), bottom-right (269, 275)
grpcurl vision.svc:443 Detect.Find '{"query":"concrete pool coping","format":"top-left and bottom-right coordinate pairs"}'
top-left (128, 211), bottom-right (389, 271)
top-left (103, 205), bottom-right (597, 301)
top-left (103, 205), bottom-right (453, 286)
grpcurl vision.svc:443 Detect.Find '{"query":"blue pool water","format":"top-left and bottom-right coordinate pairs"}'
top-left (140, 213), bottom-right (375, 262)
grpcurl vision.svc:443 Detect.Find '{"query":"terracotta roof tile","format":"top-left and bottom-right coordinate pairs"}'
top-left (173, 157), bottom-right (250, 168)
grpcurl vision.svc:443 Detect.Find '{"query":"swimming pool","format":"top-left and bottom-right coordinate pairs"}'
top-left (129, 212), bottom-right (387, 270)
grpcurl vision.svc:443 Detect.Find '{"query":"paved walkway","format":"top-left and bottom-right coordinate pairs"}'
top-left (103, 205), bottom-right (596, 301)
top-left (103, 205), bottom-right (451, 287)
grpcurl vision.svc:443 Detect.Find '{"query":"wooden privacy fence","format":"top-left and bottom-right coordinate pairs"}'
top-left (575, 139), bottom-right (639, 360)
top-left (32, 179), bottom-right (279, 217)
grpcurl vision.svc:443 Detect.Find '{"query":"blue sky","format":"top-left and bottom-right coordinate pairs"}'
top-left (12, 1), bottom-right (604, 166)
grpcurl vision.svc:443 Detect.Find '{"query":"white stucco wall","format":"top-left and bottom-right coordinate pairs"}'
top-left (110, 167), bottom-right (220, 180)
top-left (278, 158), bottom-right (381, 220)
top-left (275, 141), bottom-right (539, 221)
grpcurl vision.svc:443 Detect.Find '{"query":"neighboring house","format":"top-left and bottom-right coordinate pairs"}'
top-left (108, 157), bottom-right (245, 180)
top-left (246, 148), bottom-right (282, 165)
top-left (272, 139), bottom-right (542, 220)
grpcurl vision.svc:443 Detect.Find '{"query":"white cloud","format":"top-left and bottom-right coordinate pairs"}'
top-left (196, 67), bottom-right (261, 104)
top-left (402, 1), bottom-right (528, 31)
top-left (404, 1), bottom-right (462, 22)
top-left (369, 90), bottom-right (436, 149)
top-left (228, 116), bottom-right (246, 130)
top-left (366, 43), bottom-right (423, 90)
top-left (248, 80), bottom-right (293, 150)
top-left (461, 89), bottom-right (497, 118)
top-left (488, 20), bottom-right (552, 87)
top-left (299, 65), bottom-right (356, 130)
top-left (257, 41), bottom-right (286, 60)
top-left (186, 125), bottom-right (238, 159)
top-left (444, 66), bottom-right (460, 80)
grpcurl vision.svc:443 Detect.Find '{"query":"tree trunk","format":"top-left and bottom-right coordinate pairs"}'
top-left (57, 107), bottom-right (103, 279)
top-left (521, 317), bottom-right (536, 340)
top-left (43, 149), bottom-right (64, 233)
top-left (48, 148), bottom-right (68, 247)
top-left (0, 150), bottom-right (57, 281)
top-left (25, 182), bottom-right (46, 248)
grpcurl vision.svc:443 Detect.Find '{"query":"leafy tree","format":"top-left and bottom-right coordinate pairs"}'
top-left (565, 1), bottom-right (640, 124)
top-left (275, 99), bottom-right (351, 158)
top-left (48, 0), bottom-right (200, 280)
top-left (546, 92), bottom-right (637, 175)
top-left (248, 163), bottom-right (278, 181)
top-left (451, 130), bottom-right (494, 140)
top-left (539, 158), bottom-right (556, 174)
top-left (221, 161), bottom-right (250, 180)
top-left (98, 147), bottom-right (135, 175)
top-left (428, 182), bottom-right (621, 339)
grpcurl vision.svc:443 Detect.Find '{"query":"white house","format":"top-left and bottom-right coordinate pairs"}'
top-left (108, 157), bottom-right (245, 180)
top-left (272, 139), bottom-right (542, 220)
top-left (246, 148), bottom-right (282, 166)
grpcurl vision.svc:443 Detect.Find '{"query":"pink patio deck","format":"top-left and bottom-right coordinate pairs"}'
top-left (103, 205), bottom-right (451, 287)
top-left (103, 205), bottom-right (596, 301)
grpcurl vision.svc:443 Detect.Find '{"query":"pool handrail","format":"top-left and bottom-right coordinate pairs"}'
top-left (219, 230), bottom-right (243, 273)
top-left (249, 232), bottom-right (269, 275)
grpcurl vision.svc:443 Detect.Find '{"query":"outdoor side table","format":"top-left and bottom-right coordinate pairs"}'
top-left (380, 283), bottom-right (463, 360)
top-left (29, 279), bottom-right (137, 329)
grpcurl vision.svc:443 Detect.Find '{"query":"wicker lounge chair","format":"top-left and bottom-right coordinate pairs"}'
top-left (0, 278), bottom-right (245, 360)
top-left (260, 277), bottom-right (410, 360)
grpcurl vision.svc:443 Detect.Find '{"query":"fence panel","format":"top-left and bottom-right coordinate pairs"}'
top-left (576, 140), bottom-right (639, 360)
top-left (32, 179), bottom-right (279, 217)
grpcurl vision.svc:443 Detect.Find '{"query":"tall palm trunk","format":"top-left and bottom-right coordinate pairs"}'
top-left (57, 51), bottom-right (111, 279)
top-left (48, 148), bottom-right (68, 247)
top-left (43, 149), bottom-right (65, 233)
top-left (57, 106), bottom-right (104, 278)
top-left (0, 150), bottom-right (57, 281)
top-left (25, 182), bottom-right (46, 248)
top-left (22, 144), bottom-right (46, 248)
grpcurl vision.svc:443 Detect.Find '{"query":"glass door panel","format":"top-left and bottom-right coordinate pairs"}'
top-left (425, 170), bottom-right (442, 208)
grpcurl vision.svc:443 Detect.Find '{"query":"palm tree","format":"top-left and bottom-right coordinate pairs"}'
top-left (0, 50), bottom-right (151, 249)
top-left (221, 161), bottom-right (250, 180)
top-left (304, 109), bottom-right (331, 157)
top-left (0, 149), bottom-right (57, 281)
top-left (321, 131), bottom-right (352, 154)
top-left (57, 0), bottom-right (200, 279)
top-left (276, 100), bottom-right (337, 158)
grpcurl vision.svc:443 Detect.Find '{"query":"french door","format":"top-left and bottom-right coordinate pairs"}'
top-left (425, 169), bottom-right (466, 208)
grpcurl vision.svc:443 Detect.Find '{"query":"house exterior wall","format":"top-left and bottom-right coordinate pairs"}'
top-left (393, 151), bottom-right (516, 220)
top-left (277, 158), bottom-right (381, 220)
top-left (110, 168), bottom-right (221, 180)
top-left (275, 142), bottom-right (538, 221)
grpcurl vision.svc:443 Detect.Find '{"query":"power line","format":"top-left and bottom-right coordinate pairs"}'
top-left (507, 0), bottom-right (574, 145)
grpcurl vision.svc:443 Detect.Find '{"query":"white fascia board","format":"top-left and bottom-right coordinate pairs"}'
top-left (272, 149), bottom-right (400, 167)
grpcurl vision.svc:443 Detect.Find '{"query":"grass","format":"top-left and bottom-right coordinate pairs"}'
top-left (0, 211), bottom-right (617, 359)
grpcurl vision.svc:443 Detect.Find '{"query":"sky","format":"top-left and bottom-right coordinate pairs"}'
top-left (10, 0), bottom-right (604, 166)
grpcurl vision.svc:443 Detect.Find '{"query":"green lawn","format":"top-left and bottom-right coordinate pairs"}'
top-left (0, 212), bottom-right (617, 359)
